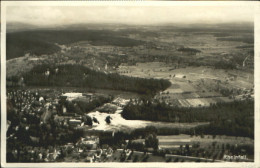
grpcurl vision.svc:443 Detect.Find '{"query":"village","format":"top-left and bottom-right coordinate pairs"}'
top-left (6, 31), bottom-right (254, 162)
top-left (6, 85), bottom-right (254, 163)
top-left (5, 15), bottom-right (255, 163)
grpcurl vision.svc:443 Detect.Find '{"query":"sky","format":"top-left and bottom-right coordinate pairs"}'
top-left (6, 6), bottom-right (254, 26)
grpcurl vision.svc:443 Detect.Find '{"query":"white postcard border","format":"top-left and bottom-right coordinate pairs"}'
top-left (1, 1), bottom-right (260, 168)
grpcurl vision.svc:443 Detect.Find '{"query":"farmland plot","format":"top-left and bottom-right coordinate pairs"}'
top-left (158, 134), bottom-right (253, 161)
top-left (117, 62), bottom-right (253, 107)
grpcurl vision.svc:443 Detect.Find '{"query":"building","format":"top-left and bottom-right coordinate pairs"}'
top-left (76, 136), bottom-right (99, 150)
top-left (112, 97), bottom-right (130, 107)
top-left (69, 119), bottom-right (82, 126)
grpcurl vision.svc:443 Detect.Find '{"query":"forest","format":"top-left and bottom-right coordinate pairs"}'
top-left (122, 100), bottom-right (254, 138)
top-left (21, 64), bottom-right (171, 95)
top-left (177, 47), bottom-right (201, 54)
top-left (6, 30), bottom-right (144, 60)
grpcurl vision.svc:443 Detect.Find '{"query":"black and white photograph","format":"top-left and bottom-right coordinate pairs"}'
top-left (1, 1), bottom-right (259, 167)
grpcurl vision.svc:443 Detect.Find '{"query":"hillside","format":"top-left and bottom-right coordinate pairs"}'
top-left (6, 30), bottom-right (144, 60)
top-left (19, 64), bottom-right (171, 95)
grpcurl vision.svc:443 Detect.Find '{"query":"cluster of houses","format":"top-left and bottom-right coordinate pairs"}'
top-left (9, 135), bottom-right (102, 162)
top-left (53, 92), bottom-right (99, 127)
top-left (53, 115), bottom-right (83, 128)
top-left (10, 145), bottom-right (61, 162)
top-left (7, 89), bottom-right (116, 162)
top-left (7, 89), bottom-right (61, 141)
top-left (7, 89), bottom-right (57, 125)
top-left (6, 89), bottom-right (199, 162)
top-left (112, 97), bottom-right (130, 108)
top-left (7, 90), bottom-right (60, 162)
top-left (235, 88), bottom-right (254, 100)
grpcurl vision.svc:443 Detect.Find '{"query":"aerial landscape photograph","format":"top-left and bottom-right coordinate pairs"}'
top-left (2, 3), bottom-right (255, 164)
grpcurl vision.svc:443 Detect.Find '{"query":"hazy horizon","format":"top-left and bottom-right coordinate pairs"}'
top-left (7, 6), bottom-right (254, 27)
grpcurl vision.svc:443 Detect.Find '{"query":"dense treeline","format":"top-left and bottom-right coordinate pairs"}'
top-left (236, 45), bottom-right (254, 49)
top-left (213, 60), bottom-right (237, 70)
top-left (217, 36), bottom-right (254, 44)
top-left (177, 47), bottom-right (201, 54)
top-left (7, 30), bottom-right (144, 60)
top-left (22, 64), bottom-right (171, 95)
top-left (7, 34), bottom-right (60, 60)
top-left (187, 60), bottom-right (237, 70)
top-left (122, 100), bottom-right (254, 138)
top-left (123, 100), bottom-right (253, 122)
top-left (194, 119), bottom-right (254, 138)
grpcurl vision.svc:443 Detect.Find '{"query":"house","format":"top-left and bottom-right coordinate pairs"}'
top-left (112, 97), bottom-right (130, 107)
top-left (146, 147), bottom-right (154, 153)
top-left (30, 136), bottom-right (40, 144)
top-left (69, 119), bottom-right (82, 126)
top-left (83, 93), bottom-right (94, 99)
top-left (106, 148), bottom-right (113, 157)
top-left (52, 149), bottom-right (60, 160)
top-left (38, 153), bottom-right (43, 160)
top-left (86, 155), bottom-right (94, 162)
top-left (77, 136), bottom-right (99, 150)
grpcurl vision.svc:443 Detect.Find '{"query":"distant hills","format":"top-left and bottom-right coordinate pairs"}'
top-left (7, 21), bottom-right (254, 32)
top-left (6, 22), bottom-right (254, 60)
top-left (6, 27), bottom-right (145, 60)
top-left (7, 22), bottom-right (41, 33)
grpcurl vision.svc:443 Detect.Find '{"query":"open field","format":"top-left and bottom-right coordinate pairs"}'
top-left (117, 62), bottom-right (253, 107)
top-left (6, 55), bottom-right (40, 77)
top-left (158, 134), bottom-right (254, 161)
top-left (158, 134), bottom-right (253, 148)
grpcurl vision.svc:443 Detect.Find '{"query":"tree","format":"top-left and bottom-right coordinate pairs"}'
top-left (133, 155), bottom-right (139, 162)
top-left (83, 115), bottom-right (93, 126)
top-left (142, 155), bottom-right (149, 162)
top-left (93, 117), bottom-right (99, 124)
top-left (166, 158), bottom-right (172, 162)
top-left (185, 144), bottom-right (190, 155)
top-left (145, 134), bottom-right (158, 150)
top-left (120, 152), bottom-right (126, 162)
top-left (105, 116), bottom-right (112, 124)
